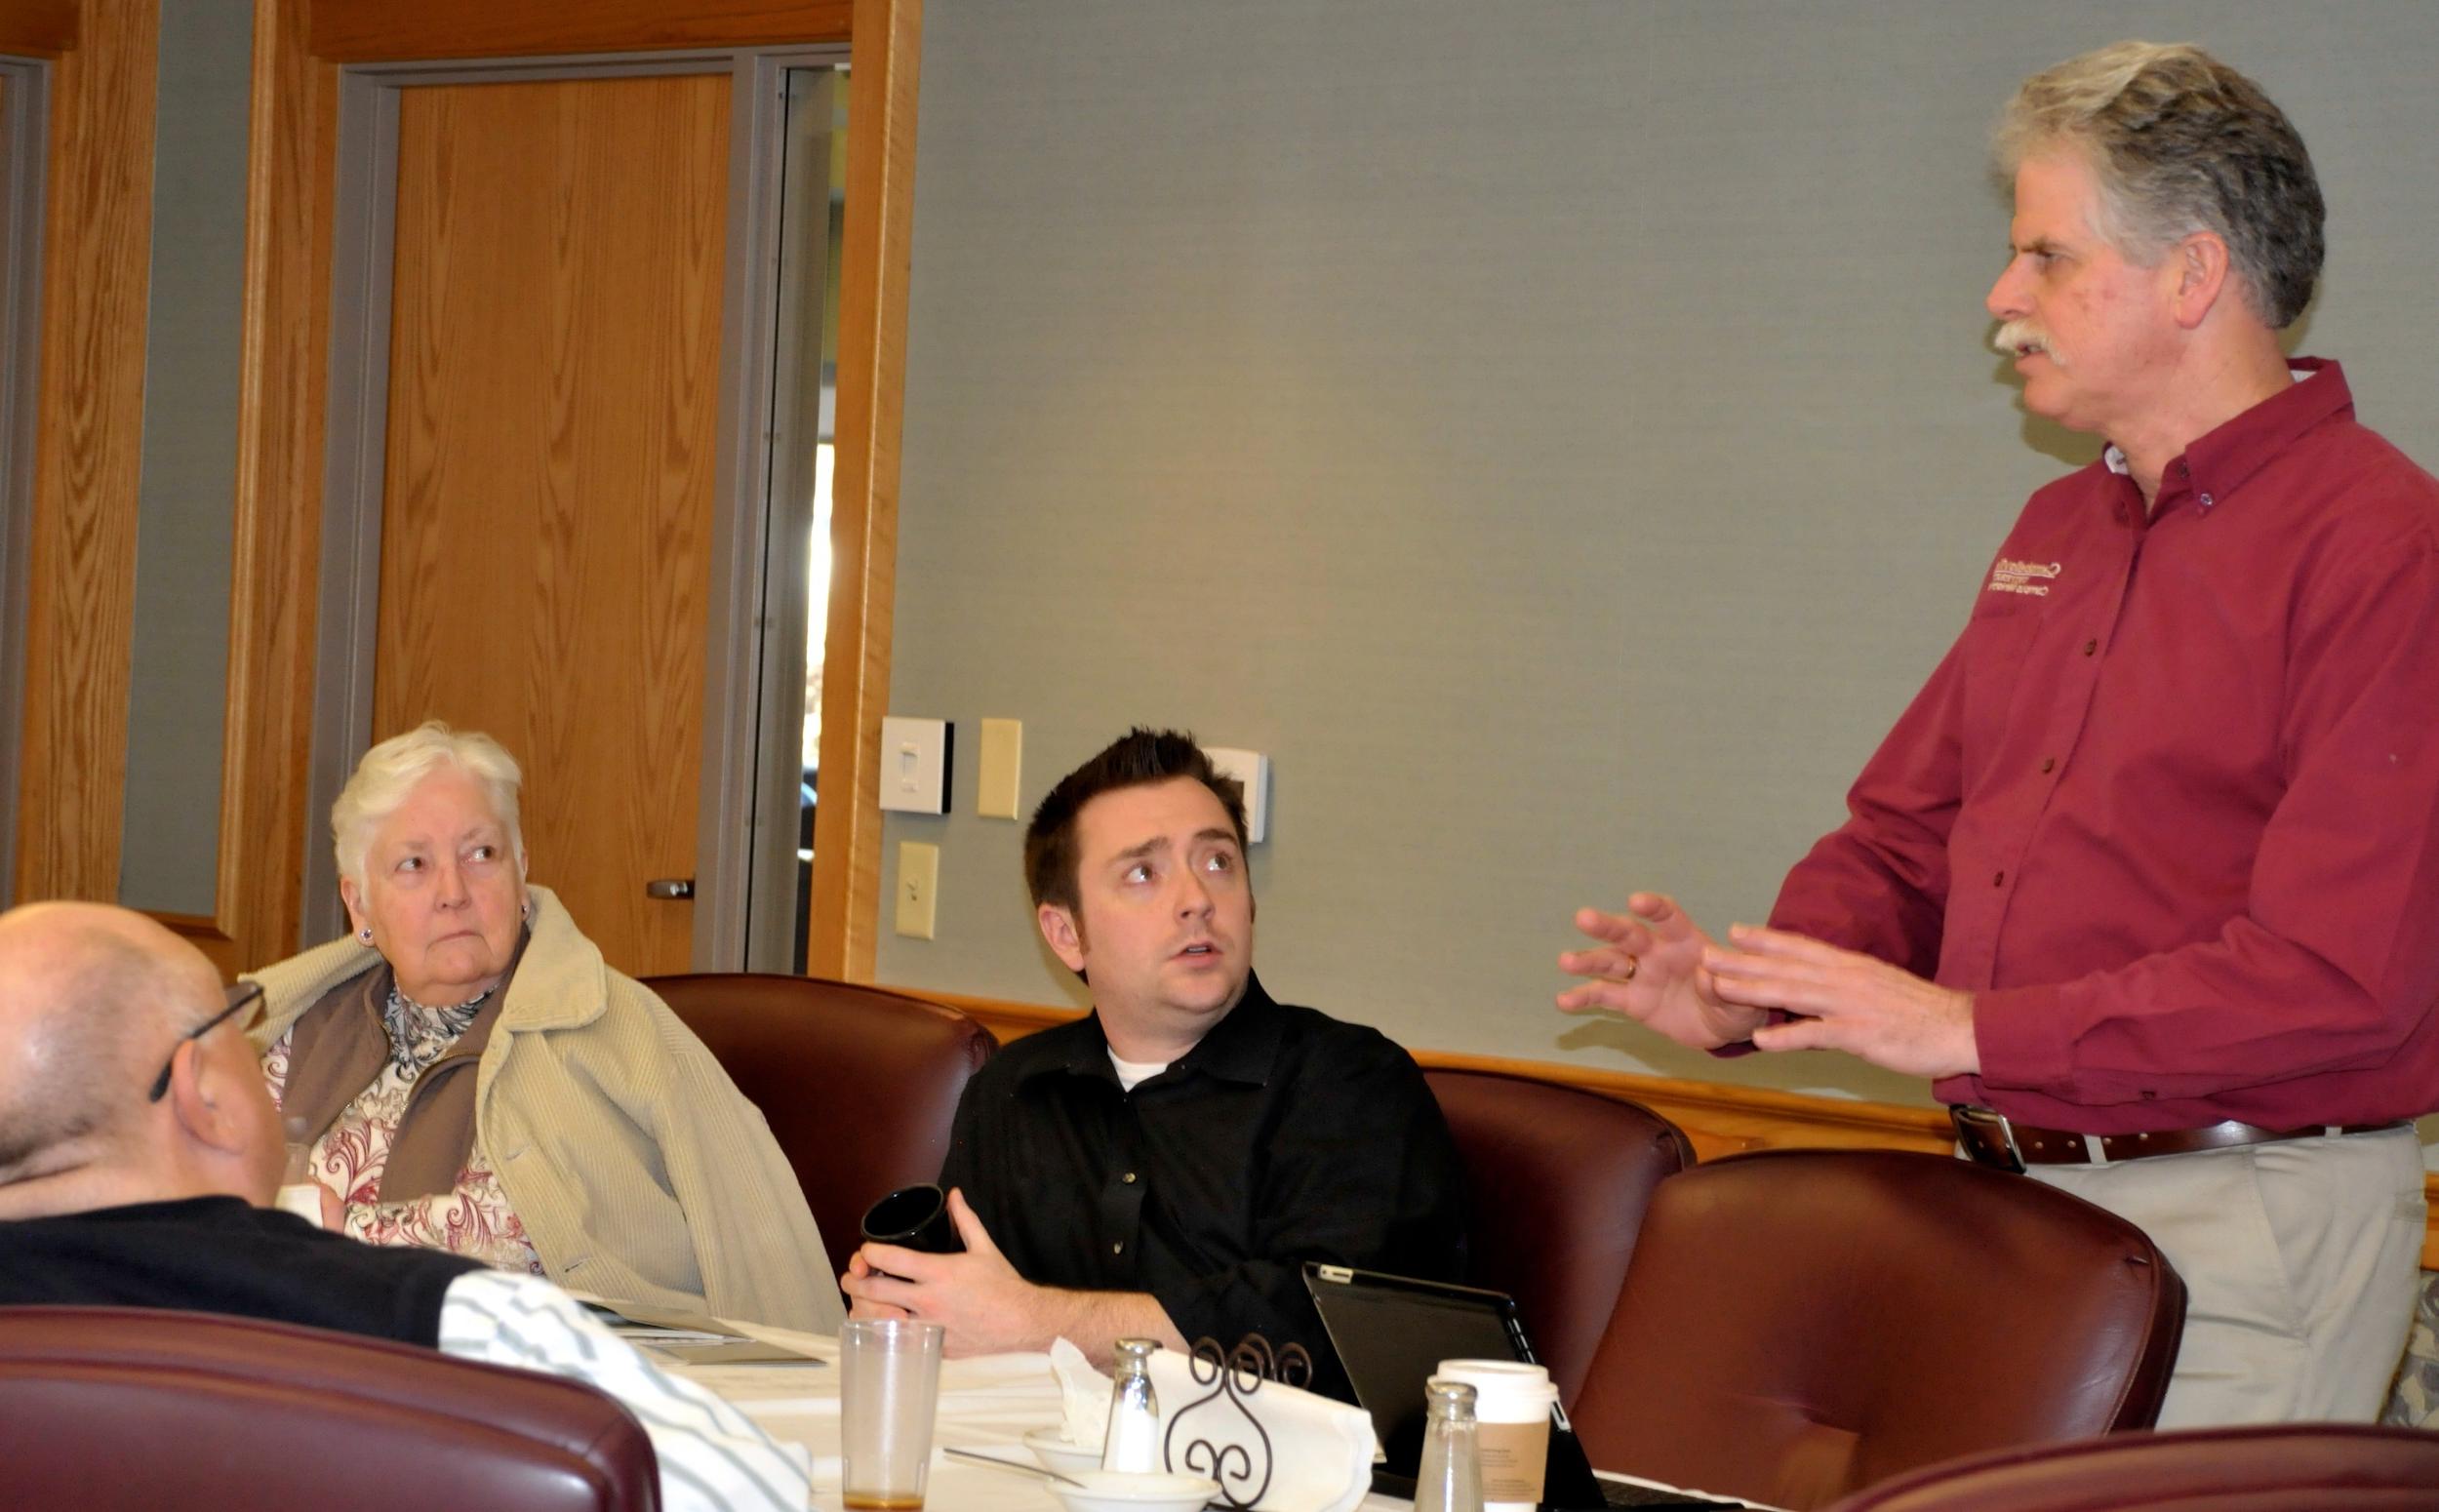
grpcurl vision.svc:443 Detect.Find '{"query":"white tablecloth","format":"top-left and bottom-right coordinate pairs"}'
top-left (672, 1328), bottom-right (1413, 1512)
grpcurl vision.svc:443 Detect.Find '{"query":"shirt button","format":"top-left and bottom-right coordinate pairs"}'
top-left (2039, 757), bottom-right (2055, 774)
top-left (2082, 639), bottom-right (2098, 657)
top-left (1993, 870), bottom-right (2006, 887)
top-left (1121, 1172), bottom-right (1138, 1184)
top-left (1111, 1241), bottom-right (1125, 1255)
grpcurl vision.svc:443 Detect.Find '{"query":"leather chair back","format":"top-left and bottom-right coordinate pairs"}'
top-left (642, 972), bottom-right (996, 1279)
top-left (1421, 1067), bottom-right (1692, 1405)
top-left (0, 1305), bottom-right (658, 1511)
top-left (1572, 1147), bottom-right (2185, 1511)
top-left (1820, 1422), bottom-right (2439, 1511)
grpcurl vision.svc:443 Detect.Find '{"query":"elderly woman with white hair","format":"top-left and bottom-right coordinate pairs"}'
top-left (246, 721), bottom-right (840, 1333)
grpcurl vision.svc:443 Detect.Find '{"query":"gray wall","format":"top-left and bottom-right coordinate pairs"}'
top-left (118, 0), bottom-right (252, 913)
top-left (875, 1), bottom-right (2439, 1106)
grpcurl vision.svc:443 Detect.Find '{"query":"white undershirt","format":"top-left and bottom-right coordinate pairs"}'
top-left (1108, 1050), bottom-right (1171, 1092)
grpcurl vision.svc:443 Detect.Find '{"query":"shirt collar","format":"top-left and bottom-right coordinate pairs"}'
top-left (1026, 973), bottom-right (1285, 1091)
top-left (2106, 357), bottom-right (2352, 508)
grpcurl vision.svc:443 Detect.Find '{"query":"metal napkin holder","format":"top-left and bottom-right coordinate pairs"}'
top-left (1162, 1333), bottom-right (1314, 1510)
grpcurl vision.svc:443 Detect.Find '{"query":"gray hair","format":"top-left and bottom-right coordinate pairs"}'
top-left (332, 722), bottom-right (526, 894)
top-left (1994, 40), bottom-right (2323, 329)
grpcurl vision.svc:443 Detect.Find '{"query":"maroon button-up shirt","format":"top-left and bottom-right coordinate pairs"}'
top-left (1770, 360), bottom-right (2439, 1131)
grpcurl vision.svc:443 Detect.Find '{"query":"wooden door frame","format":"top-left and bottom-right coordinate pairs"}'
top-left (303, 47), bottom-right (842, 968)
top-left (189, 0), bottom-right (911, 973)
top-left (0, 53), bottom-right (52, 909)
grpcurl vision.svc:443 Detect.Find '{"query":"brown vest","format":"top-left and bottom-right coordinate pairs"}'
top-left (278, 958), bottom-right (515, 1202)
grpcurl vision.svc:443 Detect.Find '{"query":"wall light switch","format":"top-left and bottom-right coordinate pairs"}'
top-left (895, 841), bottom-right (940, 938)
top-left (977, 718), bottom-right (1022, 819)
top-left (878, 716), bottom-right (952, 814)
top-left (1205, 747), bottom-right (1270, 843)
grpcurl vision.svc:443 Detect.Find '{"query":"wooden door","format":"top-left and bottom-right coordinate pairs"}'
top-left (372, 73), bottom-right (730, 978)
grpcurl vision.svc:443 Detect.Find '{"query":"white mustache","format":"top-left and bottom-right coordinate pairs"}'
top-left (1992, 320), bottom-right (2064, 368)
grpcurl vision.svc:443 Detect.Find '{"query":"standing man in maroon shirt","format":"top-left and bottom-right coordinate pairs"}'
top-left (1560, 40), bottom-right (2439, 1427)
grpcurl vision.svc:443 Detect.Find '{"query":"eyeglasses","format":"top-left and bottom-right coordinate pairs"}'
top-left (146, 979), bottom-right (269, 1103)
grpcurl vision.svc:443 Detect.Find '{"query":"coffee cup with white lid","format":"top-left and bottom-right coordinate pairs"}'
top-left (1432, 1359), bottom-right (1558, 1512)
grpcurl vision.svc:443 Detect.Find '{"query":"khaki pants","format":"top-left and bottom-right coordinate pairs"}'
top-left (2025, 1125), bottom-right (2426, 1428)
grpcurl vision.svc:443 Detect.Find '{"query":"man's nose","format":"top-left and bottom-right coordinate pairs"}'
top-left (1176, 868), bottom-right (1215, 916)
top-left (1986, 258), bottom-right (2028, 321)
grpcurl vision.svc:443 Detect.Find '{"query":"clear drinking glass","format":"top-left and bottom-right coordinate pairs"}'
top-left (1415, 1377), bottom-right (1485, 1512)
top-left (839, 1318), bottom-right (945, 1508)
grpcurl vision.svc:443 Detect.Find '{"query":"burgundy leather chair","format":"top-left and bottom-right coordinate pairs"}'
top-left (0, 1305), bottom-right (657, 1511)
top-left (1819, 1423), bottom-right (2439, 1511)
top-left (1420, 1067), bottom-right (1693, 1406)
top-left (642, 972), bottom-right (996, 1280)
top-left (1572, 1148), bottom-right (2185, 1512)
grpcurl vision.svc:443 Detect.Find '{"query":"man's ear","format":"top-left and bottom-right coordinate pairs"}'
top-left (1037, 902), bottom-right (1086, 974)
top-left (2168, 229), bottom-right (2234, 330)
top-left (165, 1038), bottom-right (252, 1159)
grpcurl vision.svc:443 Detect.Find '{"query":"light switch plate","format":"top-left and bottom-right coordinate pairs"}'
top-left (878, 716), bottom-right (952, 814)
top-left (1205, 746), bottom-right (1270, 843)
top-left (895, 841), bottom-right (940, 938)
top-left (978, 718), bottom-right (1022, 820)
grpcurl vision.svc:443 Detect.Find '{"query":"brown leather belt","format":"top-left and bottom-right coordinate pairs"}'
top-left (1949, 1104), bottom-right (2406, 1174)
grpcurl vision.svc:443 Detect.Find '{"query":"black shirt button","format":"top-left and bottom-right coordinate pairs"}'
top-left (1993, 870), bottom-right (2006, 887)
top-left (2040, 757), bottom-right (2056, 774)
top-left (2082, 639), bottom-right (2099, 657)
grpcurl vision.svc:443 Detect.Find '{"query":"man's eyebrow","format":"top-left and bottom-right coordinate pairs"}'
top-left (1193, 827), bottom-right (1240, 848)
top-left (1112, 836), bottom-right (1174, 863)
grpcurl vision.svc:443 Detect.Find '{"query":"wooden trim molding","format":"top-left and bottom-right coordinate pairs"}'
top-left (806, 0), bottom-right (919, 982)
top-left (307, 0), bottom-right (852, 62)
top-left (10, 0), bottom-right (154, 905)
top-left (908, 987), bottom-right (2439, 1271)
top-left (210, 0), bottom-right (335, 974)
top-left (0, 0), bottom-right (76, 57)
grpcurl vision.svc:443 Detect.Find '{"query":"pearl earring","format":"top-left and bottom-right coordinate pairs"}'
top-left (358, 928), bottom-right (375, 944)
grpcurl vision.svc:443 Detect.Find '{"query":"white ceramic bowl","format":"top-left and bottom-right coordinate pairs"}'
top-left (1023, 1425), bottom-right (1106, 1476)
top-left (1050, 1469), bottom-right (1221, 1512)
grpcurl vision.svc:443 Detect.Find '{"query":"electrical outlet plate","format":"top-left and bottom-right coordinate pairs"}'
top-left (895, 841), bottom-right (940, 938)
top-left (978, 718), bottom-right (1022, 820)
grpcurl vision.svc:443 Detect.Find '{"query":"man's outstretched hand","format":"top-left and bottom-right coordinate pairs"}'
top-left (1558, 892), bottom-right (1767, 1050)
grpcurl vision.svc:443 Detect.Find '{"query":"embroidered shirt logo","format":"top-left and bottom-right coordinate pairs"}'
top-left (1986, 558), bottom-right (2062, 597)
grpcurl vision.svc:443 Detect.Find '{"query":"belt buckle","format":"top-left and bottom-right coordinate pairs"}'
top-left (1950, 1104), bottom-right (2026, 1174)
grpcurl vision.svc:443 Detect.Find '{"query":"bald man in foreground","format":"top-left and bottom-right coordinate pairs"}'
top-left (0, 901), bottom-right (808, 1512)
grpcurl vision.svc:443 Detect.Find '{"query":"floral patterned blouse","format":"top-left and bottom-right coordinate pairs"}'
top-left (262, 989), bottom-right (544, 1277)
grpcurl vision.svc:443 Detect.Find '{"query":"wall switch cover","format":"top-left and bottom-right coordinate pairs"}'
top-left (878, 716), bottom-right (952, 814)
top-left (1205, 746), bottom-right (1270, 843)
top-left (977, 718), bottom-right (1022, 819)
top-left (895, 841), bottom-right (940, 938)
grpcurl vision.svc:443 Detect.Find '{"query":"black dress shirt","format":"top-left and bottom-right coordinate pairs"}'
top-left (939, 974), bottom-right (1467, 1395)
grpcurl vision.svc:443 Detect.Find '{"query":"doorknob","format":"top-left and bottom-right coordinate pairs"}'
top-left (644, 878), bottom-right (696, 900)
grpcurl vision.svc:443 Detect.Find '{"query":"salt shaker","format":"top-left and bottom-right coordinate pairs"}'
top-left (1101, 1337), bottom-right (1163, 1473)
top-left (1414, 1377), bottom-right (1484, 1512)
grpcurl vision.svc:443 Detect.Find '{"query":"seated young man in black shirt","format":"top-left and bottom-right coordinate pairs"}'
top-left (842, 729), bottom-right (1467, 1383)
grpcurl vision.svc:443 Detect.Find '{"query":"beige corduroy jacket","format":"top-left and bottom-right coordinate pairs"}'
top-left (246, 884), bottom-right (843, 1333)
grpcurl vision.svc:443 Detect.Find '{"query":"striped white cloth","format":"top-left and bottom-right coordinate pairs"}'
top-left (439, 1268), bottom-right (811, 1512)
